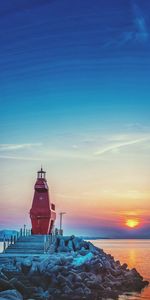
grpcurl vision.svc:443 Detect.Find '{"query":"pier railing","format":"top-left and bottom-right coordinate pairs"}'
top-left (3, 227), bottom-right (31, 253)
top-left (44, 233), bottom-right (56, 254)
top-left (2, 227), bottom-right (58, 254)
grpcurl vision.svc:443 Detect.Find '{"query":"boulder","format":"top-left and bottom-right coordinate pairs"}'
top-left (57, 246), bottom-right (69, 252)
top-left (9, 279), bottom-right (29, 297)
top-left (0, 289), bottom-right (23, 300)
top-left (72, 237), bottom-right (83, 251)
top-left (121, 263), bottom-right (128, 270)
top-left (72, 252), bottom-right (93, 267)
top-left (67, 240), bottom-right (74, 251)
top-left (21, 258), bottom-right (32, 274)
top-left (0, 271), bottom-right (8, 281)
top-left (28, 261), bottom-right (39, 276)
top-left (0, 278), bottom-right (14, 292)
top-left (84, 287), bottom-right (91, 296)
top-left (74, 287), bottom-right (84, 296)
top-left (62, 285), bottom-right (73, 295)
top-left (0, 236), bottom-right (149, 300)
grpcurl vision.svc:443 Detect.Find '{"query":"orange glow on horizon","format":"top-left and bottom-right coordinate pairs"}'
top-left (126, 219), bottom-right (139, 228)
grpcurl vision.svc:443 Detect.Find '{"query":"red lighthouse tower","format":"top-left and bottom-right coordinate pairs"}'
top-left (30, 168), bottom-right (56, 235)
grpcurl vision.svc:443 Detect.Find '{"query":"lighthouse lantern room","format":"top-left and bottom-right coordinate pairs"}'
top-left (30, 168), bottom-right (56, 235)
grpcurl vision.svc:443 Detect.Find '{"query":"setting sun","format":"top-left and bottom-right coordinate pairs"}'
top-left (126, 219), bottom-right (139, 228)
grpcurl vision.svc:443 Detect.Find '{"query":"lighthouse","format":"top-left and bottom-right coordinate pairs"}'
top-left (30, 168), bottom-right (56, 235)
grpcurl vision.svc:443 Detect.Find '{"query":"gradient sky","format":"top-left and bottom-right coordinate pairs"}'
top-left (0, 0), bottom-right (150, 237)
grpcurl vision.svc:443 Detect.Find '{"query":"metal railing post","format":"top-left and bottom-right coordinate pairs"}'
top-left (44, 235), bottom-right (46, 254)
top-left (14, 235), bottom-right (16, 244)
top-left (3, 236), bottom-right (6, 253)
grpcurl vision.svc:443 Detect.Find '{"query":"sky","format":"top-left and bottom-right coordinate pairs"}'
top-left (0, 0), bottom-right (150, 238)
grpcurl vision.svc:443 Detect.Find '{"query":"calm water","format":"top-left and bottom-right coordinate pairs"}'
top-left (90, 239), bottom-right (150, 300)
top-left (0, 240), bottom-right (149, 299)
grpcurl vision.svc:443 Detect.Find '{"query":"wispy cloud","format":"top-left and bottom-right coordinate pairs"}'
top-left (118, 209), bottom-right (150, 217)
top-left (125, 123), bottom-right (150, 132)
top-left (132, 1), bottom-right (149, 42)
top-left (0, 155), bottom-right (42, 161)
top-left (94, 137), bottom-right (150, 156)
top-left (0, 147), bottom-right (91, 161)
top-left (43, 149), bottom-right (92, 160)
top-left (106, 1), bottom-right (149, 47)
top-left (1, 134), bottom-right (150, 161)
top-left (0, 143), bottom-right (42, 151)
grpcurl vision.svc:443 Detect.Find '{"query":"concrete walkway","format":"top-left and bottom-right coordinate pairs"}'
top-left (2, 235), bottom-right (49, 255)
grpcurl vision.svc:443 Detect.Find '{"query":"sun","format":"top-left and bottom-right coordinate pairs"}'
top-left (126, 219), bottom-right (139, 228)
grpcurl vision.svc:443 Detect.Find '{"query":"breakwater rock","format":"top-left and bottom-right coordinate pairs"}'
top-left (0, 236), bottom-right (149, 300)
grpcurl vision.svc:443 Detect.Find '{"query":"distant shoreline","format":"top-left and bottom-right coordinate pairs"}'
top-left (0, 237), bottom-right (150, 242)
top-left (85, 237), bottom-right (150, 240)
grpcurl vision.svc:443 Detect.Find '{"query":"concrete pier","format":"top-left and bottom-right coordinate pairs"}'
top-left (2, 235), bottom-right (52, 255)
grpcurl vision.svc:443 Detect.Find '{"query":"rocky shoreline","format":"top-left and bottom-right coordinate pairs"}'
top-left (0, 236), bottom-right (149, 300)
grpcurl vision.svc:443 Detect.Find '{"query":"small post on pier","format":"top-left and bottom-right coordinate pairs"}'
top-left (23, 224), bottom-right (26, 236)
top-left (59, 212), bottom-right (66, 235)
top-left (44, 235), bottom-right (46, 254)
top-left (20, 228), bottom-right (22, 237)
top-left (17, 232), bottom-right (19, 240)
top-left (14, 235), bottom-right (16, 244)
top-left (3, 235), bottom-right (6, 253)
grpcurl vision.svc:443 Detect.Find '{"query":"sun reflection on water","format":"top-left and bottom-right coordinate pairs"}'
top-left (90, 239), bottom-right (150, 300)
top-left (128, 249), bottom-right (136, 268)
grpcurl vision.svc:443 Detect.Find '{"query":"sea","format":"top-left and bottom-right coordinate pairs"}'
top-left (91, 239), bottom-right (150, 300)
top-left (0, 239), bottom-right (149, 300)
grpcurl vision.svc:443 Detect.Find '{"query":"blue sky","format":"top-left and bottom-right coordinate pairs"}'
top-left (0, 0), bottom-right (150, 237)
